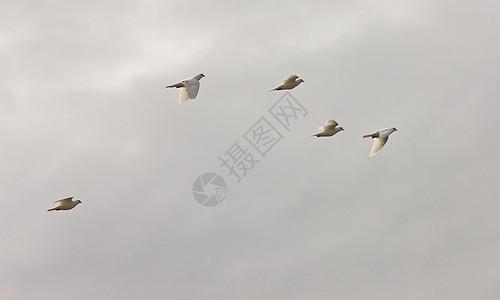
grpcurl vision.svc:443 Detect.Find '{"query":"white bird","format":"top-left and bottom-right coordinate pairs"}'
top-left (269, 74), bottom-right (304, 91)
top-left (362, 127), bottom-right (398, 157)
top-left (312, 118), bottom-right (344, 137)
top-left (165, 73), bottom-right (205, 104)
top-left (47, 197), bottom-right (82, 212)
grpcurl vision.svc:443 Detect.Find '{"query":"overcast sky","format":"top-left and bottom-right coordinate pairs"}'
top-left (1, 0), bottom-right (499, 299)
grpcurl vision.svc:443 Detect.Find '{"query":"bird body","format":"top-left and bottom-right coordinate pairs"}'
top-left (312, 118), bottom-right (344, 137)
top-left (362, 127), bottom-right (398, 157)
top-left (47, 197), bottom-right (82, 212)
top-left (270, 74), bottom-right (304, 91)
top-left (166, 73), bottom-right (205, 104)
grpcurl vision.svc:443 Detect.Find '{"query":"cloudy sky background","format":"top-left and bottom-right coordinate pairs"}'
top-left (1, 0), bottom-right (499, 299)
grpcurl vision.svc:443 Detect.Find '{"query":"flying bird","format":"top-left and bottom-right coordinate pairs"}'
top-left (47, 197), bottom-right (82, 212)
top-left (269, 74), bottom-right (304, 91)
top-left (362, 127), bottom-right (398, 157)
top-left (312, 118), bottom-right (344, 137)
top-left (165, 73), bottom-right (205, 104)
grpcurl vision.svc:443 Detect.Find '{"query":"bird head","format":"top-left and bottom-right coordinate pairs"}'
top-left (393, 127), bottom-right (398, 132)
top-left (194, 73), bottom-right (205, 81)
top-left (339, 127), bottom-right (344, 131)
top-left (77, 200), bottom-right (82, 204)
top-left (298, 79), bottom-right (305, 83)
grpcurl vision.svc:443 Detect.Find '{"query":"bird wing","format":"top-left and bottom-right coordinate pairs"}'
top-left (283, 74), bottom-right (299, 84)
top-left (178, 80), bottom-right (200, 104)
top-left (325, 118), bottom-right (338, 127)
top-left (179, 87), bottom-right (189, 104)
top-left (54, 197), bottom-right (73, 204)
top-left (179, 82), bottom-right (200, 104)
top-left (184, 79), bottom-right (200, 99)
top-left (369, 137), bottom-right (389, 157)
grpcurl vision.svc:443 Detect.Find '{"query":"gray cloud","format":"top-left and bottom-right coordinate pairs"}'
top-left (1, 0), bottom-right (499, 299)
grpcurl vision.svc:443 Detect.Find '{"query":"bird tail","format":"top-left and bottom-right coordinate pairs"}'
top-left (362, 133), bottom-right (377, 138)
top-left (165, 83), bottom-right (184, 88)
top-left (47, 208), bottom-right (56, 212)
